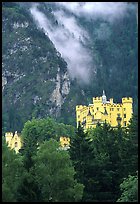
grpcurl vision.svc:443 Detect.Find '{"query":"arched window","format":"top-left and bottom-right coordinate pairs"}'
top-left (15, 142), bottom-right (18, 147)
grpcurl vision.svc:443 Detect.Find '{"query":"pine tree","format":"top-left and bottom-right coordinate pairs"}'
top-left (124, 113), bottom-right (138, 176)
top-left (17, 120), bottom-right (42, 202)
top-left (69, 124), bottom-right (93, 201)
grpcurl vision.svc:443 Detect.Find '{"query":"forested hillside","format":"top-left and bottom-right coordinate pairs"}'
top-left (2, 2), bottom-right (138, 132)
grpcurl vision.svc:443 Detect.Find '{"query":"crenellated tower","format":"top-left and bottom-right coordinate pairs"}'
top-left (76, 91), bottom-right (133, 130)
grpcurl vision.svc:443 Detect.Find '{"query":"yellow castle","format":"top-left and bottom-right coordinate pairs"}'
top-left (5, 131), bottom-right (22, 153)
top-left (76, 91), bottom-right (133, 130)
top-left (5, 131), bottom-right (70, 152)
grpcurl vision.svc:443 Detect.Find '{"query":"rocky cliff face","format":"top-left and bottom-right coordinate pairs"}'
top-left (50, 69), bottom-right (70, 117)
top-left (2, 3), bottom-right (71, 132)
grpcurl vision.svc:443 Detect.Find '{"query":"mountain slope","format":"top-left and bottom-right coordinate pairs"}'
top-left (2, 2), bottom-right (138, 133)
top-left (2, 3), bottom-right (71, 132)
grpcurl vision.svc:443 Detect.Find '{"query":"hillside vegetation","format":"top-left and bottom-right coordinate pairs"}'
top-left (2, 2), bottom-right (138, 132)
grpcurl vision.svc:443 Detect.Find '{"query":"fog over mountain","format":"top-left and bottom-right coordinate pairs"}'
top-left (30, 2), bottom-right (136, 83)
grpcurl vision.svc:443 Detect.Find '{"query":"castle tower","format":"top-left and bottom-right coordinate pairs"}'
top-left (102, 90), bottom-right (107, 104)
top-left (5, 131), bottom-right (22, 153)
top-left (122, 97), bottom-right (133, 126)
top-left (5, 132), bottom-right (13, 147)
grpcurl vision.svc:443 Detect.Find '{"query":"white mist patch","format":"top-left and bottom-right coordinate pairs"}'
top-left (30, 2), bottom-right (136, 83)
top-left (56, 2), bottom-right (135, 22)
top-left (30, 5), bottom-right (93, 83)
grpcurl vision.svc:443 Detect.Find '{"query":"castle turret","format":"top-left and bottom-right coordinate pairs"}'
top-left (5, 132), bottom-right (13, 146)
top-left (122, 97), bottom-right (133, 126)
top-left (110, 98), bottom-right (113, 104)
top-left (102, 90), bottom-right (107, 104)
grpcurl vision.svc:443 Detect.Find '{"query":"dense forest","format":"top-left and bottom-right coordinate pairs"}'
top-left (2, 113), bottom-right (138, 202)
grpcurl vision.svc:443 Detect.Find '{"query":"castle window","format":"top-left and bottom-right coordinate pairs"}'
top-left (116, 116), bottom-right (122, 125)
top-left (124, 122), bottom-right (127, 126)
top-left (97, 107), bottom-right (99, 110)
top-left (15, 142), bottom-right (18, 148)
top-left (117, 108), bottom-right (119, 111)
top-left (124, 108), bottom-right (126, 111)
top-left (112, 108), bottom-right (114, 111)
top-left (117, 113), bottom-right (120, 117)
top-left (124, 114), bottom-right (126, 118)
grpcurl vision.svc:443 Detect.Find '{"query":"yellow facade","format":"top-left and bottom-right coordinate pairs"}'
top-left (60, 136), bottom-right (70, 148)
top-left (5, 131), bottom-right (22, 153)
top-left (5, 132), bottom-right (70, 152)
top-left (76, 91), bottom-right (133, 130)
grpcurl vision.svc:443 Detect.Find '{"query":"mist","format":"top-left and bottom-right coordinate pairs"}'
top-left (30, 4), bottom-right (93, 83)
top-left (56, 2), bottom-right (136, 22)
top-left (29, 2), bottom-right (136, 83)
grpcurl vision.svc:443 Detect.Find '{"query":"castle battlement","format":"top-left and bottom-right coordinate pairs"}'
top-left (76, 105), bottom-right (86, 111)
top-left (122, 97), bottom-right (133, 103)
top-left (93, 97), bottom-right (102, 103)
top-left (76, 91), bottom-right (133, 130)
top-left (5, 132), bottom-right (13, 138)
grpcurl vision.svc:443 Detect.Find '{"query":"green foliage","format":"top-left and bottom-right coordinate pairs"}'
top-left (2, 3), bottom-right (69, 132)
top-left (117, 173), bottom-right (138, 202)
top-left (33, 139), bottom-right (84, 202)
top-left (20, 117), bottom-right (75, 173)
top-left (2, 137), bottom-right (24, 202)
top-left (16, 118), bottom-right (78, 202)
top-left (84, 124), bottom-right (121, 201)
top-left (21, 117), bottom-right (75, 144)
top-left (17, 171), bottom-right (42, 202)
top-left (17, 125), bottom-right (42, 202)
top-left (121, 113), bottom-right (138, 176)
top-left (2, 114), bottom-right (138, 202)
top-left (69, 125), bottom-right (94, 201)
top-left (69, 117), bottom-right (138, 202)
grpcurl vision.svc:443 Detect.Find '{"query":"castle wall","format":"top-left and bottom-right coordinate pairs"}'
top-left (76, 95), bottom-right (133, 130)
top-left (5, 131), bottom-right (22, 153)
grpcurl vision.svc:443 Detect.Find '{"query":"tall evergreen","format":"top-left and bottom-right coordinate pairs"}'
top-left (17, 120), bottom-right (42, 202)
top-left (123, 113), bottom-right (138, 176)
top-left (2, 137), bottom-right (24, 202)
top-left (85, 123), bottom-right (129, 202)
top-left (69, 124), bottom-right (94, 201)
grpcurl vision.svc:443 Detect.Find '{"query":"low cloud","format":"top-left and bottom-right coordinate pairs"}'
top-left (30, 2), bottom-right (136, 83)
top-left (30, 5), bottom-right (94, 83)
top-left (56, 2), bottom-right (136, 22)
